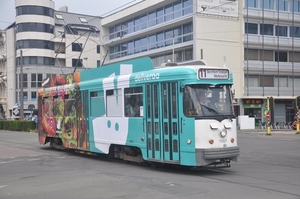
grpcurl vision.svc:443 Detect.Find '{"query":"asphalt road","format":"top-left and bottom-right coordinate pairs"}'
top-left (0, 130), bottom-right (300, 199)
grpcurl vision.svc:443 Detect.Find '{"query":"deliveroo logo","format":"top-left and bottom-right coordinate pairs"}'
top-left (134, 73), bottom-right (160, 82)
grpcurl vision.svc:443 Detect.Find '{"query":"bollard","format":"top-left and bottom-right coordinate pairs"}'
top-left (266, 120), bottom-right (271, 135)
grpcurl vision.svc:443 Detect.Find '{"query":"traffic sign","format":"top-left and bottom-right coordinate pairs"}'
top-left (266, 112), bottom-right (270, 119)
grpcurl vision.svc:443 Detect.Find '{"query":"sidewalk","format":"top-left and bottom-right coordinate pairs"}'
top-left (238, 128), bottom-right (299, 134)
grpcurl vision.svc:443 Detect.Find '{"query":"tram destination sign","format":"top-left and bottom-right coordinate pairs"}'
top-left (198, 69), bottom-right (229, 80)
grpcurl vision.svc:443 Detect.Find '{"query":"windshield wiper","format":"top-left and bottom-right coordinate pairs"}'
top-left (200, 104), bottom-right (233, 122)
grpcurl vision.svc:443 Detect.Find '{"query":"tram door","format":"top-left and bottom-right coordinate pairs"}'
top-left (146, 83), bottom-right (180, 162)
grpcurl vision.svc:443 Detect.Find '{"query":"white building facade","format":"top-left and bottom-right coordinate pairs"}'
top-left (0, 0), bottom-right (101, 119)
top-left (100, 0), bottom-right (244, 119)
top-left (243, 0), bottom-right (300, 124)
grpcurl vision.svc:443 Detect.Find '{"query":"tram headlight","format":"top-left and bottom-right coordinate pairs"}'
top-left (187, 139), bottom-right (191, 144)
top-left (220, 129), bottom-right (227, 138)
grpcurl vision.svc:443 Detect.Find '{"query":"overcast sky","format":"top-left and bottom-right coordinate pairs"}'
top-left (0, 0), bottom-right (140, 30)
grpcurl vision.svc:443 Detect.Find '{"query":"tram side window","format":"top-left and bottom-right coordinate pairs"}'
top-left (42, 97), bottom-right (53, 119)
top-left (53, 96), bottom-right (64, 126)
top-left (124, 87), bottom-right (143, 117)
top-left (64, 95), bottom-right (76, 134)
top-left (90, 91), bottom-right (104, 117)
top-left (106, 89), bottom-right (122, 117)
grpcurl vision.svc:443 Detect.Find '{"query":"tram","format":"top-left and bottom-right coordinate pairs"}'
top-left (38, 57), bottom-right (239, 168)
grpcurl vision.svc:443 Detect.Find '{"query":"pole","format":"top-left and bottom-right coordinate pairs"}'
top-left (20, 50), bottom-right (24, 120)
top-left (171, 34), bottom-right (175, 62)
top-left (297, 109), bottom-right (300, 134)
top-left (266, 97), bottom-right (271, 135)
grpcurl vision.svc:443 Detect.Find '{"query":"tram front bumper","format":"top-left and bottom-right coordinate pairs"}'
top-left (196, 146), bottom-right (240, 166)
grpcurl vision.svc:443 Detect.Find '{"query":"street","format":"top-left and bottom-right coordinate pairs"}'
top-left (0, 130), bottom-right (300, 199)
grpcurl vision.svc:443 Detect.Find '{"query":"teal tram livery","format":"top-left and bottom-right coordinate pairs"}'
top-left (38, 57), bottom-right (239, 168)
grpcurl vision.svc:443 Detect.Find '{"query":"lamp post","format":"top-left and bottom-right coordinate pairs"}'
top-left (20, 50), bottom-right (24, 120)
top-left (170, 34), bottom-right (175, 62)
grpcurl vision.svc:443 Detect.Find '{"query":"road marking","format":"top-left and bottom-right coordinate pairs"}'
top-left (0, 185), bottom-right (7, 189)
top-left (0, 162), bottom-right (9, 164)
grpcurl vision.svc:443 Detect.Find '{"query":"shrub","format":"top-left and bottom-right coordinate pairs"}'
top-left (0, 120), bottom-right (36, 131)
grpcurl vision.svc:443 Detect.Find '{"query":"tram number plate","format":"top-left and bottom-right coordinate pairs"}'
top-left (219, 139), bottom-right (227, 143)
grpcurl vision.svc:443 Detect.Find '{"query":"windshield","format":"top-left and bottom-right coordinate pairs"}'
top-left (183, 84), bottom-right (234, 118)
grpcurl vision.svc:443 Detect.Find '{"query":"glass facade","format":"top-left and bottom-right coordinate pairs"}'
top-left (245, 0), bottom-right (300, 12)
top-left (16, 23), bottom-right (54, 34)
top-left (109, 23), bottom-right (193, 60)
top-left (16, 40), bottom-right (54, 50)
top-left (245, 75), bottom-right (300, 87)
top-left (151, 48), bottom-right (193, 66)
top-left (245, 22), bottom-right (300, 38)
top-left (16, 57), bottom-right (55, 66)
top-left (108, 0), bottom-right (192, 39)
top-left (16, 6), bottom-right (54, 17)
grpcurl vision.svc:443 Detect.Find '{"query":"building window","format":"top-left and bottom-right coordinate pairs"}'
top-left (245, 23), bottom-right (258, 34)
top-left (16, 6), bottom-right (54, 17)
top-left (31, 73), bottom-right (43, 87)
top-left (151, 48), bottom-right (193, 66)
top-left (79, 17), bottom-right (87, 23)
top-left (31, 92), bottom-right (37, 100)
top-left (72, 43), bottom-right (82, 52)
top-left (16, 40), bottom-right (54, 50)
top-left (275, 77), bottom-right (288, 87)
top-left (244, 76), bottom-right (259, 87)
top-left (23, 92), bottom-right (28, 101)
top-left (291, 1), bottom-right (300, 12)
top-left (290, 26), bottom-right (300, 38)
top-left (108, 0), bottom-right (193, 40)
top-left (184, 48), bottom-right (193, 61)
top-left (31, 74), bottom-right (36, 87)
top-left (109, 23), bottom-right (192, 60)
top-left (261, 0), bottom-right (274, 9)
top-left (55, 14), bottom-right (63, 19)
top-left (289, 52), bottom-right (300, 62)
top-left (245, 49), bottom-right (259, 60)
top-left (260, 24), bottom-right (273, 36)
top-left (72, 59), bottom-right (83, 67)
top-left (183, 0), bottom-right (193, 15)
top-left (259, 50), bottom-right (273, 61)
top-left (97, 60), bottom-right (100, 67)
top-left (275, 25), bottom-right (287, 37)
top-left (277, 0), bottom-right (288, 11)
top-left (260, 76), bottom-right (274, 87)
top-left (97, 45), bottom-right (100, 54)
top-left (275, 51), bottom-right (287, 62)
top-left (22, 74), bottom-right (28, 88)
top-left (16, 23), bottom-right (54, 34)
top-left (245, 0), bottom-right (258, 8)
top-left (17, 57), bottom-right (54, 66)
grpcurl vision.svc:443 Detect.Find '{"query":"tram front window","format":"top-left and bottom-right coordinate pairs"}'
top-left (183, 85), bottom-right (234, 117)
